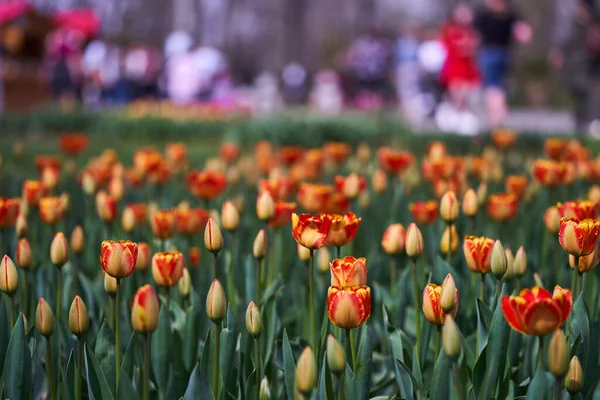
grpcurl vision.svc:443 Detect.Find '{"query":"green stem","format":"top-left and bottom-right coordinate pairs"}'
top-left (309, 250), bottom-right (316, 348)
top-left (255, 338), bottom-right (261, 400)
top-left (228, 231), bottom-right (237, 311)
top-left (115, 277), bottom-right (121, 387)
top-left (577, 271), bottom-right (583, 298)
top-left (538, 336), bottom-right (544, 366)
top-left (213, 253), bottom-right (219, 281)
top-left (143, 333), bottom-right (150, 400)
top-left (23, 269), bottom-right (29, 320)
top-left (480, 274), bottom-right (486, 303)
top-left (336, 246), bottom-right (341, 260)
top-left (337, 372), bottom-right (345, 400)
top-left (411, 259), bottom-right (421, 364)
top-left (214, 322), bottom-right (221, 397)
top-left (554, 377), bottom-right (562, 400)
top-left (571, 266), bottom-right (579, 300)
top-left (495, 279), bottom-right (502, 302)
top-left (56, 268), bottom-right (62, 322)
top-left (9, 296), bottom-right (15, 328)
top-left (165, 288), bottom-right (171, 314)
top-left (256, 258), bottom-right (262, 307)
top-left (446, 223), bottom-right (453, 265)
top-left (76, 338), bottom-right (83, 400)
top-left (452, 361), bottom-right (465, 400)
top-left (390, 259), bottom-right (397, 297)
top-left (46, 338), bottom-right (57, 400)
top-left (349, 329), bottom-right (357, 370)
top-left (108, 297), bottom-right (114, 329)
top-left (435, 325), bottom-right (441, 363)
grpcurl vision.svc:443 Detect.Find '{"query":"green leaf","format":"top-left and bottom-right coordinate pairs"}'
top-left (476, 299), bottom-right (492, 356)
top-left (390, 331), bottom-right (414, 400)
top-left (183, 363), bottom-right (214, 400)
top-left (3, 315), bottom-right (32, 400)
top-left (94, 320), bottom-right (116, 395)
top-left (0, 296), bottom-right (10, 378)
top-left (183, 306), bottom-right (200, 373)
top-left (121, 332), bottom-right (136, 377)
top-left (568, 296), bottom-right (590, 370)
top-left (477, 284), bottom-right (510, 400)
top-left (525, 365), bottom-right (553, 399)
top-left (200, 329), bottom-right (212, 378)
top-left (63, 349), bottom-right (75, 400)
top-left (244, 369), bottom-right (257, 400)
top-left (316, 306), bottom-right (330, 371)
top-left (430, 351), bottom-right (451, 398)
top-left (117, 368), bottom-right (138, 400)
top-left (344, 363), bottom-right (356, 400)
top-left (220, 316), bottom-right (237, 393)
top-left (354, 325), bottom-right (372, 399)
top-left (411, 349), bottom-right (424, 391)
top-left (84, 344), bottom-right (114, 400)
top-left (151, 304), bottom-right (172, 391)
top-left (318, 353), bottom-right (334, 400)
top-left (282, 329), bottom-right (296, 400)
top-left (261, 294), bottom-right (278, 366)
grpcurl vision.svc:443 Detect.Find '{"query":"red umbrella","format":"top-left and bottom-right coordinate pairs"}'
top-left (0, 1), bottom-right (31, 24)
top-left (51, 9), bottom-right (100, 38)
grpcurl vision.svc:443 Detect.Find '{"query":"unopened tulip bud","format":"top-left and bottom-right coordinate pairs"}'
top-left (131, 285), bottom-right (160, 333)
top-left (317, 247), bottom-right (331, 273)
top-left (70, 225), bottom-right (85, 254)
top-left (295, 346), bottom-right (317, 396)
top-left (245, 301), bottom-right (263, 338)
top-left (104, 273), bottom-right (117, 296)
top-left (544, 206), bottom-right (561, 233)
top-left (15, 238), bottom-right (32, 269)
top-left (476, 182), bottom-right (488, 205)
top-left (491, 240), bottom-right (507, 280)
top-left (121, 207), bottom-right (136, 233)
top-left (381, 223), bottom-right (406, 256)
top-left (0, 255), bottom-right (18, 295)
top-left (36, 298), bottom-right (54, 337)
top-left (81, 172), bottom-right (96, 196)
top-left (68, 296), bottom-right (89, 337)
top-left (257, 191), bottom-right (275, 221)
top-left (343, 173), bottom-right (361, 199)
top-left (405, 223), bottom-right (424, 260)
top-left (326, 334), bottom-right (345, 375)
top-left (440, 225), bottom-right (459, 255)
top-left (206, 279), bottom-right (227, 324)
top-left (569, 247), bottom-right (599, 273)
top-left (547, 330), bottom-right (569, 377)
top-left (50, 232), bottom-right (69, 267)
top-left (178, 268), bottom-right (191, 298)
top-left (514, 246), bottom-right (527, 278)
top-left (297, 243), bottom-right (311, 262)
top-left (136, 243), bottom-right (151, 271)
top-left (259, 377), bottom-right (271, 400)
top-left (443, 315), bottom-right (461, 359)
top-left (565, 356), bottom-right (584, 394)
top-left (359, 192), bottom-right (370, 209)
top-left (440, 274), bottom-right (457, 314)
top-left (372, 169), bottom-right (388, 194)
top-left (588, 185), bottom-right (600, 204)
top-left (15, 214), bottom-right (28, 238)
top-left (204, 218), bottom-right (223, 254)
top-left (440, 191), bottom-right (460, 222)
top-left (462, 189), bottom-right (478, 217)
top-left (108, 177), bottom-right (125, 201)
top-left (503, 249), bottom-right (516, 279)
top-left (221, 201), bottom-right (240, 232)
top-left (253, 229), bottom-right (268, 260)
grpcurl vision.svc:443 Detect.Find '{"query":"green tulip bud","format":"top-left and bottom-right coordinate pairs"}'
top-left (326, 334), bottom-right (345, 375)
top-left (442, 315), bottom-right (461, 359)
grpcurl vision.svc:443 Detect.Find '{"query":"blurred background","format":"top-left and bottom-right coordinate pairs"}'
top-left (0, 0), bottom-right (597, 136)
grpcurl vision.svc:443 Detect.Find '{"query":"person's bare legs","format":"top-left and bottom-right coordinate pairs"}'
top-left (484, 86), bottom-right (506, 128)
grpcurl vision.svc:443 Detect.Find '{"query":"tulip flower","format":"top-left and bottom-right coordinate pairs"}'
top-left (533, 160), bottom-right (567, 187)
top-left (486, 193), bottom-right (518, 222)
top-left (36, 297), bottom-right (55, 337)
top-left (409, 200), bottom-right (438, 224)
top-left (371, 169), bottom-right (388, 194)
top-left (96, 191), bottom-right (118, 223)
top-left (491, 128), bottom-right (517, 149)
top-left (206, 279), bottom-right (227, 324)
top-left (422, 283), bottom-right (459, 326)
top-left (41, 166), bottom-right (60, 191)
top-left (317, 247), bottom-right (331, 273)
top-left (544, 138), bottom-right (567, 159)
top-left (557, 200), bottom-right (598, 220)
top-left (463, 236), bottom-right (495, 274)
top-left (569, 247), bottom-right (599, 273)
top-left (246, 301), bottom-right (263, 338)
top-left (104, 273), bottom-right (117, 296)
top-left (50, 232), bottom-right (69, 267)
top-left (22, 180), bottom-right (44, 206)
top-left (501, 286), bottom-right (572, 336)
top-left (325, 212), bottom-right (361, 249)
top-left (440, 274), bottom-right (458, 314)
top-left (15, 213), bottom-right (27, 238)
top-left (381, 223), bottom-right (406, 256)
top-left (175, 207), bottom-right (210, 236)
top-left (565, 356), bottom-right (583, 394)
top-left (295, 346), bottom-right (318, 396)
top-left (185, 170), bottom-right (228, 200)
top-left (326, 334), bottom-right (345, 375)
top-left (253, 229), bottom-right (267, 261)
top-left (268, 202), bottom-right (297, 228)
top-left (297, 183), bottom-right (333, 213)
top-left (0, 197), bottom-right (20, 227)
top-left (559, 218), bottom-right (600, 257)
top-left (131, 284), bottom-right (160, 334)
top-left (505, 175), bottom-right (529, 200)
top-left (547, 330), bottom-right (569, 377)
top-left (334, 173), bottom-right (366, 199)
top-left (135, 243), bottom-right (151, 271)
top-left (405, 223), bottom-right (424, 260)
top-left (0, 256), bottom-right (18, 324)
top-left (377, 146), bottom-right (414, 174)
top-left (221, 201), bottom-right (240, 232)
top-left (440, 191), bottom-right (460, 223)
top-left (440, 225), bottom-right (459, 255)
top-left (258, 177), bottom-right (294, 202)
top-left (323, 192), bottom-right (350, 215)
top-left (324, 141), bottom-right (352, 165)
top-left (327, 285), bottom-right (371, 329)
top-left (476, 182), bottom-right (488, 205)
top-left (178, 268), bottom-right (192, 299)
top-left (589, 185), bottom-right (600, 203)
top-left (151, 209), bottom-right (176, 240)
top-left (256, 191), bottom-right (275, 222)
top-left (297, 243), bottom-right (311, 262)
top-left (442, 315), bottom-right (461, 359)
top-left (100, 240), bottom-right (138, 278)
top-left (59, 132), bottom-right (88, 155)
top-left (152, 251), bottom-right (185, 287)
top-left (70, 225), bottom-right (85, 254)
top-left (15, 238), bottom-right (32, 269)
top-left (544, 206), bottom-right (561, 233)
top-left (291, 213), bottom-right (332, 250)
top-left (462, 189), bottom-right (478, 217)
top-left (68, 296), bottom-right (89, 337)
top-left (491, 240), bottom-right (508, 280)
top-left (330, 256), bottom-right (367, 288)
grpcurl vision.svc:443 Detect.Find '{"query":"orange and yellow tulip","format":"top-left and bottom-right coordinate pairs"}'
top-left (486, 193), bottom-right (518, 222)
top-left (324, 142), bottom-right (352, 165)
top-left (96, 191), bottom-right (118, 223)
top-left (325, 213), bottom-right (361, 247)
top-left (505, 175), bottom-right (528, 200)
top-left (377, 147), bottom-right (413, 174)
top-left (151, 209), bottom-right (176, 240)
top-left (59, 133), bottom-right (88, 156)
top-left (258, 178), bottom-right (294, 202)
top-left (269, 202), bottom-right (297, 228)
top-left (35, 155), bottom-right (62, 174)
top-left (544, 138), bottom-right (568, 160)
top-left (330, 256), bottom-right (367, 288)
top-left (557, 200), bottom-right (598, 220)
top-left (409, 201), bottom-right (438, 224)
top-left (131, 284), bottom-right (160, 333)
top-left (220, 142), bottom-right (241, 164)
top-left (327, 286), bottom-right (371, 329)
top-left (559, 218), bottom-right (600, 257)
top-left (381, 223), bottom-right (406, 255)
top-left (176, 207), bottom-right (210, 236)
top-left (185, 170), bottom-right (228, 200)
top-left (533, 160), bottom-right (567, 187)
top-left (491, 128), bottom-right (517, 150)
top-left (463, 236), bottom-right (495, 274)
top-left (544, 206), bottom-right (561, 233)
top-left (152, 251), bottom-right (185, 287)
top-left (569, 247), bottom-right (599, 273)
top-left (0, 197), bottom-right (20, 228)
top-left (297, 183), bottom-right (333, 213)
top-left (291, 213), bottom-right (332, 250)
top-left (334, 174), bottom-right (366, 200)
top-left (100, 240), bottom-right (138, 278)
top-left (22, 180), bottom-right (44, 206)
top-left (422, 283), bottom-right (458, 326)
top-left (39, 196), bottom-right (64, 225)
top-left (189, 246), bottom-right (201, 268)
top-left (501, 286), bottom-right (572, 336)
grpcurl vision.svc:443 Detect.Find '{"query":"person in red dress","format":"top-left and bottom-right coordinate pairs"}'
top-left (439, 3), bottom-right (480, 110)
